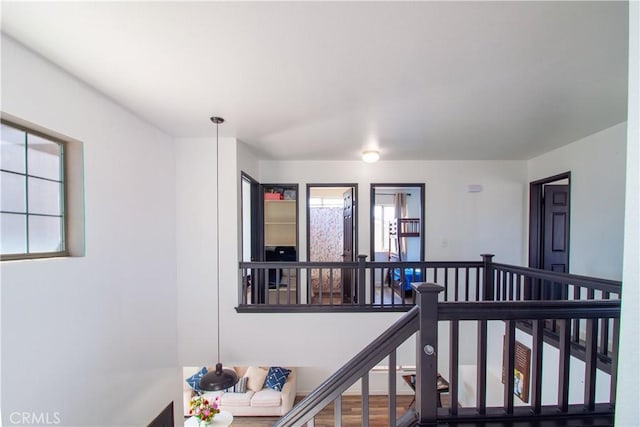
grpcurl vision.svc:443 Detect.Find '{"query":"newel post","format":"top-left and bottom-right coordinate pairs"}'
top-left (481, 254), bottom-right (495, 301)
top-left (357, 254), bottom-right (367, 305)
top-left (413, 282), bottom-right (444, 426)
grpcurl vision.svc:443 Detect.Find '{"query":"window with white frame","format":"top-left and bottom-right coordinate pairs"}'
top-left (1, 120), bottom-right (67, 259)
top-left (308, 197), bottom-right (343, 208)
top-left (373, 204), bottom-right (395, 252)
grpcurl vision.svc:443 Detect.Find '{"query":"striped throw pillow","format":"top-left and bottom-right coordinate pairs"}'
top-left (226, 376), bottom-right (248, 393)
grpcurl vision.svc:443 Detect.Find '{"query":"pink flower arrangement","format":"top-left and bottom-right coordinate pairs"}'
top-left (189, 395), bottom-right (220, 424)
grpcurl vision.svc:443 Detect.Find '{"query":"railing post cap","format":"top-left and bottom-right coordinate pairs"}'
top-left (357, 254), bottom-right (368, 259)
top-left (412, 282), bottom-right (445, 293)
top-left (481, 253), bottom-right (495, 259)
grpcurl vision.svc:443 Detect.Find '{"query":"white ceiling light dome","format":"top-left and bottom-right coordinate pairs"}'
top-left (362, 150), bottom-right (380, 163)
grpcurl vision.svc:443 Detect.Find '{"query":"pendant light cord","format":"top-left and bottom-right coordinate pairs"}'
top-left (216, 121), bottom-right (221, 363)
top-left (200, 116), bottom-right (237, 390)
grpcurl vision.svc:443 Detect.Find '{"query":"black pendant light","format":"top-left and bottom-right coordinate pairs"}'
top-left (200, 362), bottom-right (238, 391)
top-left (199, 116), bottom-right (239, 392)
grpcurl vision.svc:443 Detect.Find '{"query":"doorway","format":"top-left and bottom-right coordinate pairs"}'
top-left (370, 184), bottom-right (425, 303)
top-left (241, 173), bottom-right (261, 304)
top-left (307, 184), bottom-right (357, 304)
top-left (528, 172), bottom-right (571, 300)
top-left (241, 173), bottom-right (260, 264)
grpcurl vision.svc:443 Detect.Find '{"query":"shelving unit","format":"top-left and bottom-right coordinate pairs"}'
top-left (264, 200), bottom-right (296, 247)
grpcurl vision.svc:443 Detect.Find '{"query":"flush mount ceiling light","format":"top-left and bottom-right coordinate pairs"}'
top-left (199, 116), bottom-right (239, 392)
top-left (362, 150), bottom-right (380, 163)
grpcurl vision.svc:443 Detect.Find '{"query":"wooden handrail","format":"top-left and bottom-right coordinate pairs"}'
top-left (238, 254), bottom-right (622, 310)
top-left (493, 263), bottom-right (621, 294)
top-left (438, 300), bottom-right (621, 320)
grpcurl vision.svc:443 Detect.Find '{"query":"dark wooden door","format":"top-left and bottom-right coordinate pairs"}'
top-left (342, 188), bottom-right (355, 303)
top-left (542, 184), bottom-right (570, 299)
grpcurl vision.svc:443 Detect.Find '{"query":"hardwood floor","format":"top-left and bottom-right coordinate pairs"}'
top-left (302, 395), bottom-right (415, 427)
top-left (246, 281), bottom-right (413, 306)
top-left (226, 394), bottom-right (448, 427)
top-left (310, 286), bottom-right (414, 306)
top-left (220, 393), bottom-right (614, 427)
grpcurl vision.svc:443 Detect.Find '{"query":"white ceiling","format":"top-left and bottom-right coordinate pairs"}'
top-left (1, 1), bottom-right (628, 161)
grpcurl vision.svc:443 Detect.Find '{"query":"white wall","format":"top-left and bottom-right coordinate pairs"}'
top-left (260, 160), bottom-right (527, 264)
top-left (176, 137), bottom-right (221, 365)
top-left (175, 137), bottom-right (258, 367)
top-left (616, 1), bottom-right (640, 425)
top-left (236, 140), bottom-right (260, 189)
top-left (527, 122), bottom-right (627, 280)
top-left (1, 35), bottom-right (180, 426)
top-left (237, 140), bottom-right (261, 265)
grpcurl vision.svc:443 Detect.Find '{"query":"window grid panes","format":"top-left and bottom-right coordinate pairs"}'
top-left (1, 120), bottom-right (65, 258)
top-left (374, 204), bottom-right (395, 252)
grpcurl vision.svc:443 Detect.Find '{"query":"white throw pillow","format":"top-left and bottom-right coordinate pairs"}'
top-left (245, 366), bottom-right (268, 392)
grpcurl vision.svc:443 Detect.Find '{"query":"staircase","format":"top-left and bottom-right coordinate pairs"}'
top-left (272, 263), bottom-right (621, 427)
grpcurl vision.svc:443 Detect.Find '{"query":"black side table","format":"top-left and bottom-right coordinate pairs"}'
top-left (402, 373), bottom-right (450, 408)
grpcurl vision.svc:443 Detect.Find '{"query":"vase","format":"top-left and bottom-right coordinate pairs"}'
top-left (198, 420), bottom-right (210, 427)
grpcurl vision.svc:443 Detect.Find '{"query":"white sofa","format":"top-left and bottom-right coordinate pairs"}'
top-left (183, 366), bottom-right (296, 417)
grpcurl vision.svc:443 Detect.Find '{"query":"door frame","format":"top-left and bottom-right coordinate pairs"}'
top-left (241, 172), bottom-right (261, 262)
top-left (370, 183), bottom-right (426, 262)
top-left (528, 171), bottom-right (571, 270)
top-left (306, 183), bottom-right (359, 261)
top-left (240, 172), bottom-right (262, 304)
